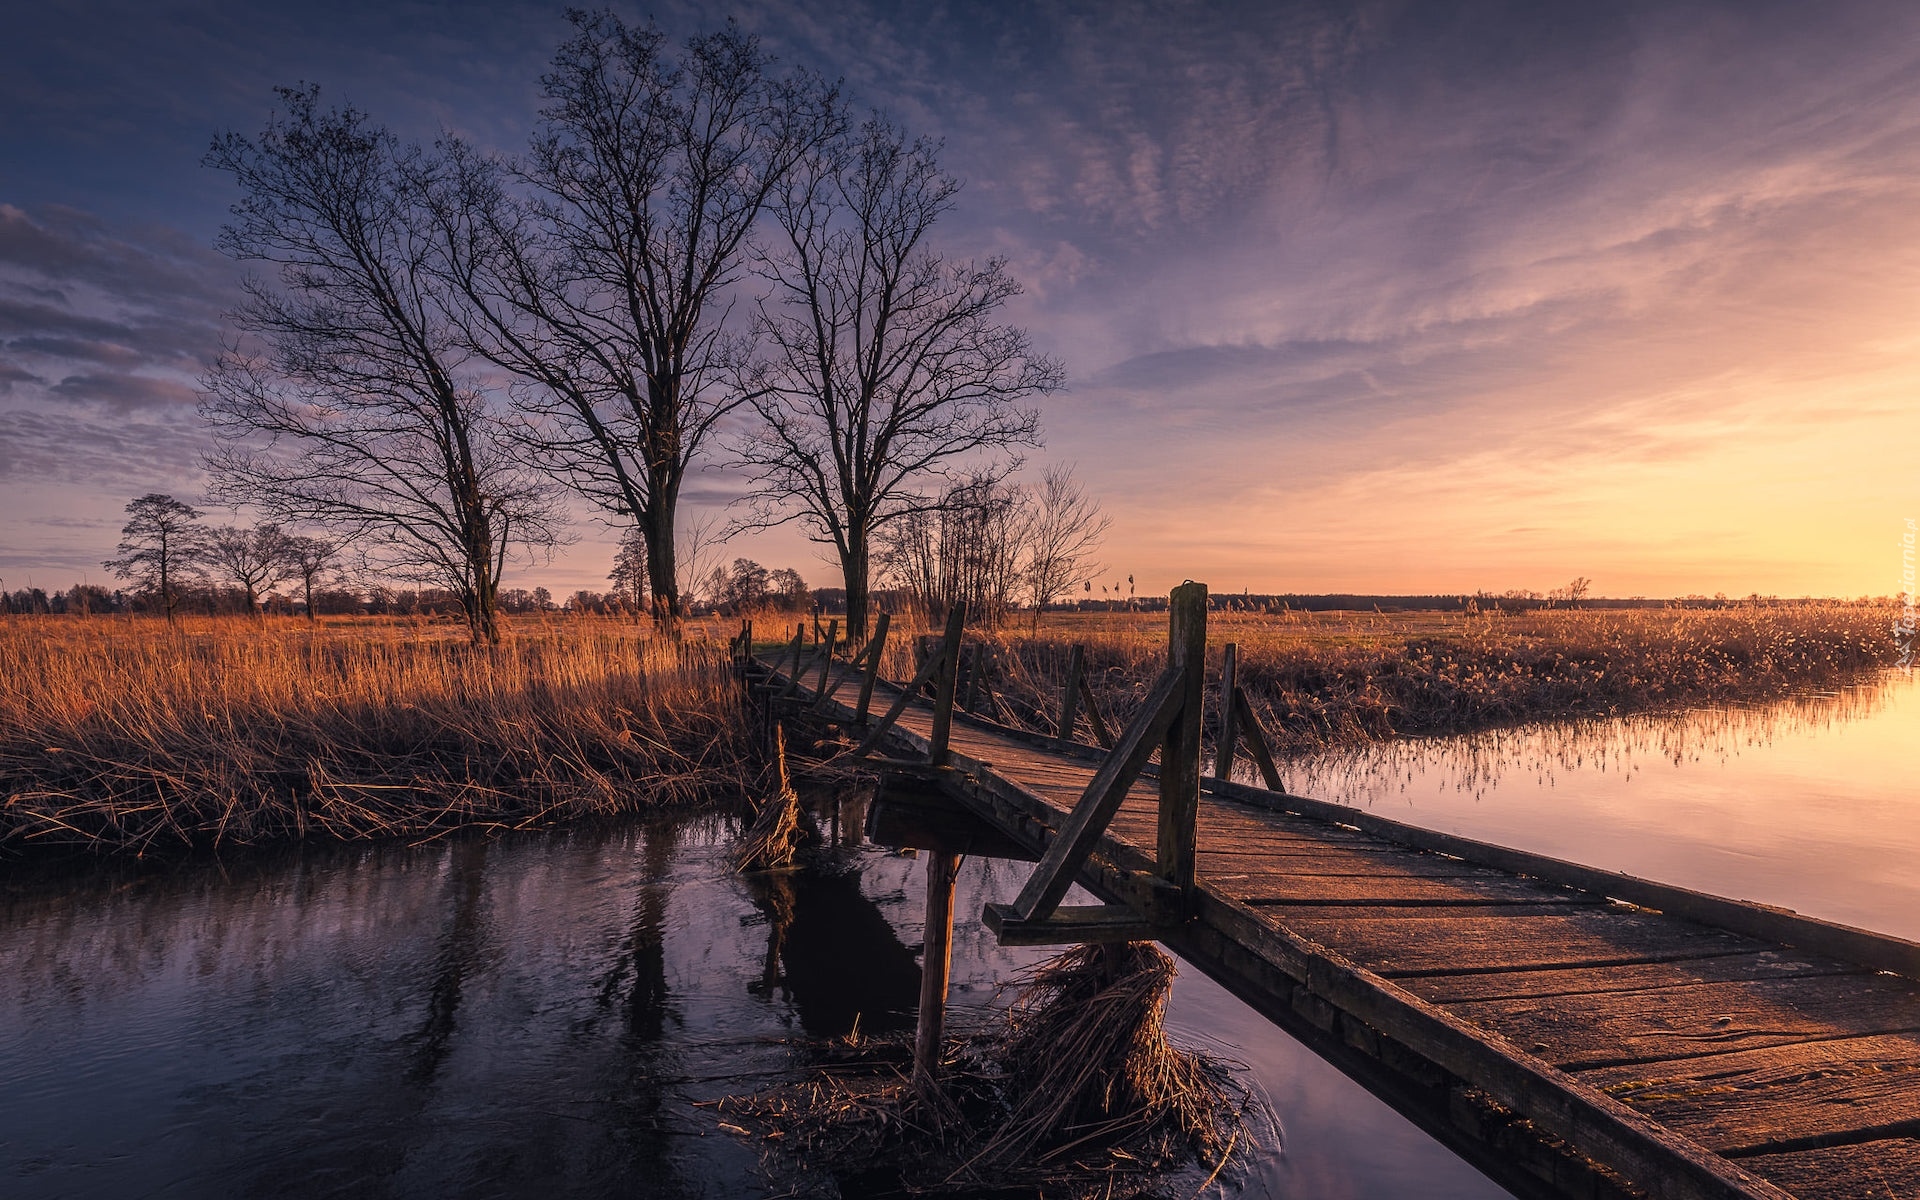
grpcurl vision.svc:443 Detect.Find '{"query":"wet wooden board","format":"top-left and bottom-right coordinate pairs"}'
top-left (1580, 1033), bottom-right (1920, 1154)
top-left (1742, 1138), bottom-right (1920, 1198)
top-left (1451, 972), bottom-right (1920, 1068)
top-left (1276, 907), bottom-right (1769, 976)
top-left (1404, 951), bottom-right (1864, 1004)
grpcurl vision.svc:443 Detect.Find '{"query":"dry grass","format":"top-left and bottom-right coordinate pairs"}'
top-left (713, 940), bottom-right (1252, 1199)
top-left (0, 614), bottom-right (756, 856)
top-left (968, 604), bottom-right (1900, 754)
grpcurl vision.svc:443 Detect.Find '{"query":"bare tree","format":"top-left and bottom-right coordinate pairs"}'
top-left (201, 523), bottom-right (293, 615)
top-left (735, 117), bottom-right (1061, 640)
top-left (102, 493), bottom-right (205, 622)
top-left (200, 87), bottom-right (562, 645)
top-left (877, 474), bottom-right (1031, 626)
top-left (283, 534), bottom-right (341, 623)
top-left (1021, 464), bottom-right (1109, 634)
top-left (424, 13), bottom-right (838, 634)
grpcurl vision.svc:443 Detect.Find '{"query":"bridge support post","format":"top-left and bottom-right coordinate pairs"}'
top-left (913, 848), bottom-right (961, 1097)
top-left (855, 612), bottom-right (889, 725)
top-left (1158, 582), bottom-right (1207, 896)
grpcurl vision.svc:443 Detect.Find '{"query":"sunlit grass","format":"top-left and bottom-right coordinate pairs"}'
top-left (962, 604), bottom-right (1902, 754)
top-left (0, 614), bottom-right (754, 856)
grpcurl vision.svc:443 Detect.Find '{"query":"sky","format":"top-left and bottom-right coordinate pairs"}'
top-left (3, 0), bottom-right (1918, 601)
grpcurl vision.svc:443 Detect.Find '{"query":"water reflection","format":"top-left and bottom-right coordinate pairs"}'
top-left (1288, 670), bottom-right (1920, 938)
top-left (0, 802), bottom-right (1509, 1199)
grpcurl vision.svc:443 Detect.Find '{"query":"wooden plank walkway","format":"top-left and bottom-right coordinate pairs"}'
top-left (750, 642), bottom-right (1920, 1200)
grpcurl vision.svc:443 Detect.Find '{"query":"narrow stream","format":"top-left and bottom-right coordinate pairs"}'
top-left (4, 670), bottom-right (1910, 1198)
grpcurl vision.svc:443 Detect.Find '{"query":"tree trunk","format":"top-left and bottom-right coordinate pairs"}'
top-left (840, 532), bottom-right (871, 644)
top-left (643, 487), bottom-right (681, 637)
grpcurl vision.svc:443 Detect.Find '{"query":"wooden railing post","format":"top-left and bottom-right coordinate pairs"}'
top-left (812, 618), bottom-right (838, 696)
top-left (927, 603), bottom-right (967, 767)
top-left (1159, 582), bottom-right (1207, 895)
top-left (1057, 643), bottom-right (1085, 747)
top-left (855, 611), bottom-right (890, 725)
top-left (1215, 642), bottom-right (1239, 783)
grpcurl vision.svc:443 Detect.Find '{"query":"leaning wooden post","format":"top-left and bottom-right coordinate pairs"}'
top-left (913, 848), bottom-right (962, 1097)
top-left (1159, 582), bottom-right (1207, 897)
top-left (1214, 642), bottom-right (1239, 783)
top-left (812, 618), bottom-right (838, 696)
top-left (855, 611), bottom-right (890, 725)
top-left (927, 602), bottom-right (967, 767)
top-left (1056, 643), bottom-right (1085, 747)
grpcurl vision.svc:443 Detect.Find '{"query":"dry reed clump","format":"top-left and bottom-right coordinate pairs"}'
top-left (987, 604), bottom-right (1900, 754)
top-left (732, 727), bottom-right (806, 872)
top-left (714, 941), bottom-right (1253, 1199)
top-left (0, 615), bottom-right (756, 856)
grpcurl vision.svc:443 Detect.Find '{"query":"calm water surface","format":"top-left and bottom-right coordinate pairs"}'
top-left (5, 671), bottom-right (1910, 1198)
top-left (1289, 669), bottom-right (1920, 939)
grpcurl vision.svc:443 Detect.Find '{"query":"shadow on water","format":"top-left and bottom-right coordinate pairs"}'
top-left (742, 855), bottom-right (924, 1038)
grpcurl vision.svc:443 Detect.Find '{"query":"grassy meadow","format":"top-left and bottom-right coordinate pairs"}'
top-left (0, 614), bottom-right (754, 856)
top-left (954, 603), bottom-right (1903, 754)
top-left (3, 601), bottom-right (1900, 857)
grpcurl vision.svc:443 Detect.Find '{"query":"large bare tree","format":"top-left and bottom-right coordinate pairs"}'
top-left (200, 87), bottom-right (561, 645)
top-left (102, 493), bottom-right (205, 623)
top-left (734, 117), bottom-right (1061, 640)
top-left (425, 13), bottom-right (837, 633)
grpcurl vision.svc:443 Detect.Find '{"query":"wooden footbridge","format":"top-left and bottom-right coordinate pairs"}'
top-left (734, 585), bottom-right (1920, 1200)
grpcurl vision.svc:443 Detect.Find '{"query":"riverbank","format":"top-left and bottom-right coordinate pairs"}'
top-left (0, 616), bottom-right (756, 856)
top-left (979, 603), bottom-right (1900, 753)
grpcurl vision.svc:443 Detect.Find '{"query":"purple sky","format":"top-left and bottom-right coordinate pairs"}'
top-left (5, 1), bottom-right (1919, 600)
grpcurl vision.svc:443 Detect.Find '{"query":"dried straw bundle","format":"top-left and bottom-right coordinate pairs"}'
top-left (715, 940), bottom-right (1251, 1199)
top-left (977, 940), bottom-right (1240, 1170)
top-left (732, 728), bottom-right (804, 872)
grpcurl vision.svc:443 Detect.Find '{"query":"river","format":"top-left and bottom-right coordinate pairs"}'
top-left (2, 669), bottom-right (1911, 1198)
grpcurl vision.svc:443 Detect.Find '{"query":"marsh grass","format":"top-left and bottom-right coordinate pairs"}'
top-left (1, 615), bottom-right (755, 856)
top-left (882, 604), bottom-right (1902, 755)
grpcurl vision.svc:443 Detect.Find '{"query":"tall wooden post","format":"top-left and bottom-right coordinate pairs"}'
top-left (1057, 643), bottom-right (1085, 747)
top-left (855, 612), bottom-right (890, 725)
top-left (1215, 641), bottom-right (1239, 783)
top-left (928, 603), bottom-right (967, 767)
top-left (913, 848), bottom-right (961, 1097)
top-left (1159, 582), bottom-right (1207, 895)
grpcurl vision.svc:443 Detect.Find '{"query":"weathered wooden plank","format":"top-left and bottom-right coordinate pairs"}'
top-left (1453, 972), bottom-right (1920, 1069)
top-left (1206, 774), bottom-right (1920, 981)
top-left (1405, 951), bottom-right (1862, 1005)
top-left (1580, 1033), bottom-right (1920, 1155)
top-left (1201, 849), bottom-right (1516, 877)
top-left (1277, 908), bottom-right (1768, 977)
top-left (1742, 1137), bottom-right (1920, 1198)
top-left (1228, 871), bottom-right (1593, 907)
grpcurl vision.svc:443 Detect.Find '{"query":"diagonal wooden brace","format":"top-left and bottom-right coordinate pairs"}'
top-left (1008, 662), bottom-right (1187, 923)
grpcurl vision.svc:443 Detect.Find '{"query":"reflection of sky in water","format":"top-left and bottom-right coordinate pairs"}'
top-left (0, 810), bottom-right (1505, 1200)
top-left (1286, 670), bottom-right (1920, 940)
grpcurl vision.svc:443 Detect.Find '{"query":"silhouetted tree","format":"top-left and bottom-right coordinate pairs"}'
top-left (734, 117), bottom-right (1059, 641)
top-left (103, 493), bottom-right (206, 622)
top-left (200, 86), bottom-right (562, 645)
top-left (200, 523), bottom-right (293, 615)
top-left (282, 533), bottom-right (340, 623)
top-left (1021, 464), bottom-right (1109, 634)
top-left (425, 13), bottom-right (838, 633)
